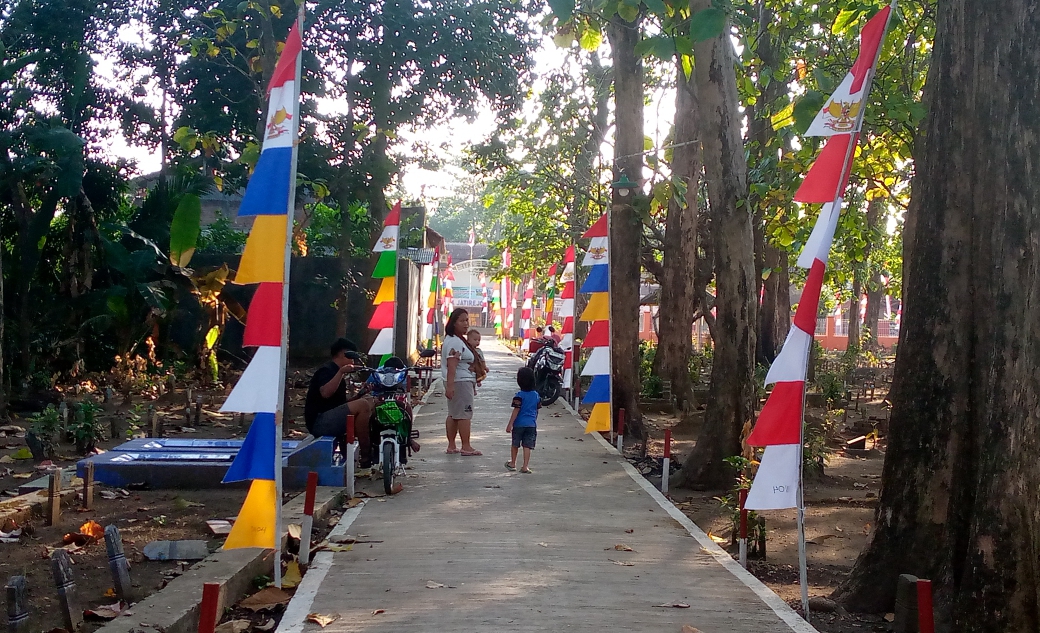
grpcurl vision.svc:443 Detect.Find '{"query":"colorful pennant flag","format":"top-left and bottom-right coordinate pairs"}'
top-left (545, 263), bottom-right (558, 317)
top-left (745, 4), bottom-right (894, 515)
top-left (369, 202), bottom-right (400, 359)
top-left (222, 21), bottom-right (303, 553)
top-left (521, 272), bottom-right (535, 352)
top-left (579, 216), bottom-right (611, 433)
top-left (559, 246), bottom-right (576, 388)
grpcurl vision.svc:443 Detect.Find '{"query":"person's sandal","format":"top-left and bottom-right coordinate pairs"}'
top-left (505, 462), bottom-right (515, 470)
top-left (520, 467), bottom-right (533, 474)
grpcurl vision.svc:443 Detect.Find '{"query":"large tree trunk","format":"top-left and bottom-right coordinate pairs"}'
top-left (606, 13), bottom-right (644, 439)
top-left (847, 277), bottom-right (862, 351)
top-left (836, 2), bottom-right (1040, 629)
top-left (758, 245), bottom-right (790, 363)
top-left (676, 0), bottom-right (756, 488)
top-left (862, 199), bottom-right (884, 348)
top-left (654, 63), bottom-right (701, 413)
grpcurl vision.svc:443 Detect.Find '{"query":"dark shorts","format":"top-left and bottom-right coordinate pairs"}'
top-left (310, 403), bottom-right (352, 437)
top-left (511, 426), bottom-right (537, 449)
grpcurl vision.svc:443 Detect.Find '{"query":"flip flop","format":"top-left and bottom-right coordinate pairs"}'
top-left (446, 448), bottom-right (460, 454)
top-left (504, 462), bottom-right (515, 470)
top-left (461, 450), bottom-right (483, 456)
top-left (520, 467), bottom-right (533, 474)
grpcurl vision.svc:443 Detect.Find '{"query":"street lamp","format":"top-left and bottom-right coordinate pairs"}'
top-left (611, 173), bottom-right (637, 199)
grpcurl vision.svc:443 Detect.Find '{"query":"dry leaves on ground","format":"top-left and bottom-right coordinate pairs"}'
top-left (612, 544), bottom-right (633, 551)
top-left (682, 626), bottom-right (703, 633)
top-left (84, 602), bottom-right (126, 620)
top-left (426, 581), bottom-right (445, 589)
top-left (371, 609), bottom-right (386, 616)
top-left (214, 620), bottom-right (251, 633)
top-left (239, 587), bottom-right (291, 611)
top-left (307, 614), bottom-right (340, 628)
top-left (654, 602), bottom-right (691, 609)
top-left (282, 561), bottom-right (303, 589)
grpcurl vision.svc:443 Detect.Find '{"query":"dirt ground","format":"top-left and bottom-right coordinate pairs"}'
top-left (0, 364), bottom-right (337, 632)
top-left (631, 394), bottom-right (893, 633)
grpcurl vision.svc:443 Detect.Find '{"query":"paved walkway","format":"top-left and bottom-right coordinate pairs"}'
top-left (279, 340), bottom-right (816, 633)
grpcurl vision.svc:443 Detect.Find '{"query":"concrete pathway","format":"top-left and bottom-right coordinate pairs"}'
top-left (279, 340), bottom-right (816, 633)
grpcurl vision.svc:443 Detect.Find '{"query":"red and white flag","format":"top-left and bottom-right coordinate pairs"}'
top-left (804, 6), bottom-right (892, 137)
top-left (468, 226), bottom-right (476, 247)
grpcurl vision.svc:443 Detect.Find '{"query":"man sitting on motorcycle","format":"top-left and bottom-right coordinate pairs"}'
top-left (304, 338), bottom-right (375, 467)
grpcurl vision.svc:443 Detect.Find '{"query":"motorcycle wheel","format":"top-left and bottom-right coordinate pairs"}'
top-left (539, 378), bottom-right (561, 407)
top-left (382, 441), bottom-right (395, 495)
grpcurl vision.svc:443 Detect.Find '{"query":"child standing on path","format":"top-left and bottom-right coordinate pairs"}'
top-left (505, 367), bottom-right (540, 474)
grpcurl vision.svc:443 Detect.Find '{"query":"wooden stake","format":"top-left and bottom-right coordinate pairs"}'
top-left (197, 582), bottom-right (221, 633)
top-left (82, 462), bottom-right (94, 511)
top-left (47, 470), bottom-right (62, 526)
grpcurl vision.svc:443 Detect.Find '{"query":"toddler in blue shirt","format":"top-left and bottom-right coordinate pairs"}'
top-left (505, 367), bottom-right (540, 474)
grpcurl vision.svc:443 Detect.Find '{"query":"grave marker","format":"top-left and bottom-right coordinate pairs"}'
top-left (47, 470), bottom-right (62, 526)
top-left (5, 575), bottom-right (29, 633)
top-left (82, 462), bottom-right (94, 510)
top-left (51, 549), bottom-right (82, 631)
top-left (104, 525), bottom-right (134, 603)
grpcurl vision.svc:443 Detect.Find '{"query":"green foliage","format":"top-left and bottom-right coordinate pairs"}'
top-left (28, 405), bottom-right (62, 458)
top-left (169, 193), bottom-right (202, 267)
top-left (70, 401), bottom-right (105, 454)
top-left (197, 216), bottom-right (248, 254)
top-left (638, 341), bottom-right (662, 398)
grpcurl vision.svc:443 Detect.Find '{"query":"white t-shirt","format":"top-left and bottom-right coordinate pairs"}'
top-left (442, 336), bottom-right (476, 382)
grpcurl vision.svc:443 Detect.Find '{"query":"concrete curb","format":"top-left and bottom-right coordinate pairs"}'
top-left (97, 486), bottom-right (347, 633)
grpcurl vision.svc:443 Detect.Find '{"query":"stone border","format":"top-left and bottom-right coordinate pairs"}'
top-left (96, 486), bottom-right (347, 633)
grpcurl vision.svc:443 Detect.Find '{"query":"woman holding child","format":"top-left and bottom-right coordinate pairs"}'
top-left (442, 308), bottom-right (487, 456)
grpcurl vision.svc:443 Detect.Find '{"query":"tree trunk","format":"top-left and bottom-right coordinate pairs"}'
top-left (654, 63), bottom-right (701, 413)
top-left (862, 199), bottom-right (884, 348)
top-left (757, 245), bottom-right (790, 363)
top-left (836, 2), bottom-right (1040, 629)
top-left (863, 276), bottom-right (883, 348)
top-left (676, 0), bottom-right (756, 488)
top-left (606, 13), bottom-right (645, 439)
top-left (847, 277), bottom-right (861, 351)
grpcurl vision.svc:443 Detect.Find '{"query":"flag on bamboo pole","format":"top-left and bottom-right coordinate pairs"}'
top-left (545, 263), bottom-right (558, 318)
top-left (559, 246), bottom-right (576, 387)
top-left (579, 218), bottom-right (610, 433)
top-left (745, 4), bottom-right (894, 511)
top-left (220, 20), bottom-right (302, 550)
top-left (503, 249), bottom-right (514, 338)
top-left (442, 254), bottom-right (455, 317)
top-left (368, 202), bottom-right (400, 364)
top-left (520, 273), bottom-right (535, 352)
top-left (481, 274), bottom-right (489, 314)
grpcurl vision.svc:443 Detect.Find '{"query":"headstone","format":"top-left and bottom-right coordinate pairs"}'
top-left (142, 540), bottom-right (209, 561)
top-left (194, 397), bottom-right (203, 426)
top-left (104, 525), bottom-right (134, 602)
top-left (47, 470), bottom-right (62, 526)
top-left (894, 574), bottom-right (919, 633)
top-left (51, 549), bottom-right (82, 631)
top-left (150, 407), bottom-right (162, 439)
top-left (82, 462), bottom-right (94, 510)
top-left (5, 575), bottom-right (29, 632)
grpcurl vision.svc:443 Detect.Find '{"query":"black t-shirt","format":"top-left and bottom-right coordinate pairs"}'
top-left (304, 361), bottom-right (346, 430)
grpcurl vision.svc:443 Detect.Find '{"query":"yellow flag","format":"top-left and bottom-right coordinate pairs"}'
top-left (580, 293), bottom-right (609, 322)
top-left (223, 479), bottom-right (277, 549)
top-left (235, 216), bottom-right (288, 284)
top-left (584, 402), bottom-right (611, 433)
top-left (373, 277), bottom-right (396, 304)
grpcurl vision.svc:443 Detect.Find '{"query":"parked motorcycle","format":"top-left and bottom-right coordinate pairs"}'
top-left (354, 354), bottom-right (430, 494)
top-left (526, 338), bottom-right (566, 406)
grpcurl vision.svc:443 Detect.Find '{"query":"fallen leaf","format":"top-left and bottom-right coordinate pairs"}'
top-left (84, 602), bottom-right (126, 620)
top-left (239, 587), bottom-right (291, 611)
top-left (12, 473), bottom-right (32, 479)
top-left (706, 532), bottom-right (728, 545)
top-left (104, 588), bottom-right (117, 598)
top-left (613, 544), bottom-right (634, 552)
top-left (171, 498), bottom-right (204, 510)
top-left (11, 448), bottom-right (32, 460)
top-left (214, 620), bottom-right (251, 633)
top-left (884, 613), bottom-right (895, 622)
top-left (682, 627), bottom-right (703, 633)
top-left (0, 456), bottom-right (12, 464)
top-left (537, 542), bottom-right (549, 547)
top-left (425, 581), bottom-right (444, 589)
top-left (608, 559), bottom-right (634, 566)
top-left (287, 524), bottom-right (302, 539)
top-left (654, 602), bottom-right (691, 609)
top-left (624, 529), bottom-right (634, 534)
top-left (307, 614), bottom-right (339, 628)
top-left (806, 534), bottom-right (838, 545)
top-left (325, 544), bottom-right (353, 552)
top-left (282, 561), bottom-right (303, 589)
top-left (371, 609), bottom-right (385, 615)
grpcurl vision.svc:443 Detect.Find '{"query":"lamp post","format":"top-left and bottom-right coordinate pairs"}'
top-left (611, 173), bottom-right (637, 200)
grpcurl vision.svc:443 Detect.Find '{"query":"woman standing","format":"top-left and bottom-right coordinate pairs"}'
top-left (442, 308), bottom-right (482, 456)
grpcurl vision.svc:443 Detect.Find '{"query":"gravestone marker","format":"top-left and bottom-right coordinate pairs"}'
top-left (5, 575), bottom-right (29, 632)
top-left (47, 470), bottom-right (62, 526)
top-left (51, 549), bottom-right (82, 631)
top-left (104, 525), bottom-right (133, 602)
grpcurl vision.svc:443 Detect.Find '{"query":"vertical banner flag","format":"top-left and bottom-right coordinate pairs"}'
top-left (559, 246), bottom-right (576, 389)
top-left (481, 274), bottom-right (489, 314)
top-left (442, 253), bottom-right (455, 317)
top-left (503, 249), bottom-right (514, 338)
top-left (579, 215), bottom-right (611, 433)
top-left (745, 5), bottom-right (893, 512)
top-left (545, 263), bottom-right (558, 319)
top-left (220, 21), bottom-right (303, 551)
top-left (369, 202), bottom-right (400, 363)
top-left (520, 272), bottom-right (535, 352)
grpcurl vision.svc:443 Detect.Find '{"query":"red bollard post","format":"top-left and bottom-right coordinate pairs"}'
top-left (661, 429), bottom-right (672, 494)
top-left (738, 488), bottom-right (749, 568)
top-left (917, 579), bottom-right (934, 633)
top-left (299, 472), bottom-right (318, 565)
top-left (197, 582), bottom-right (221, 633)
